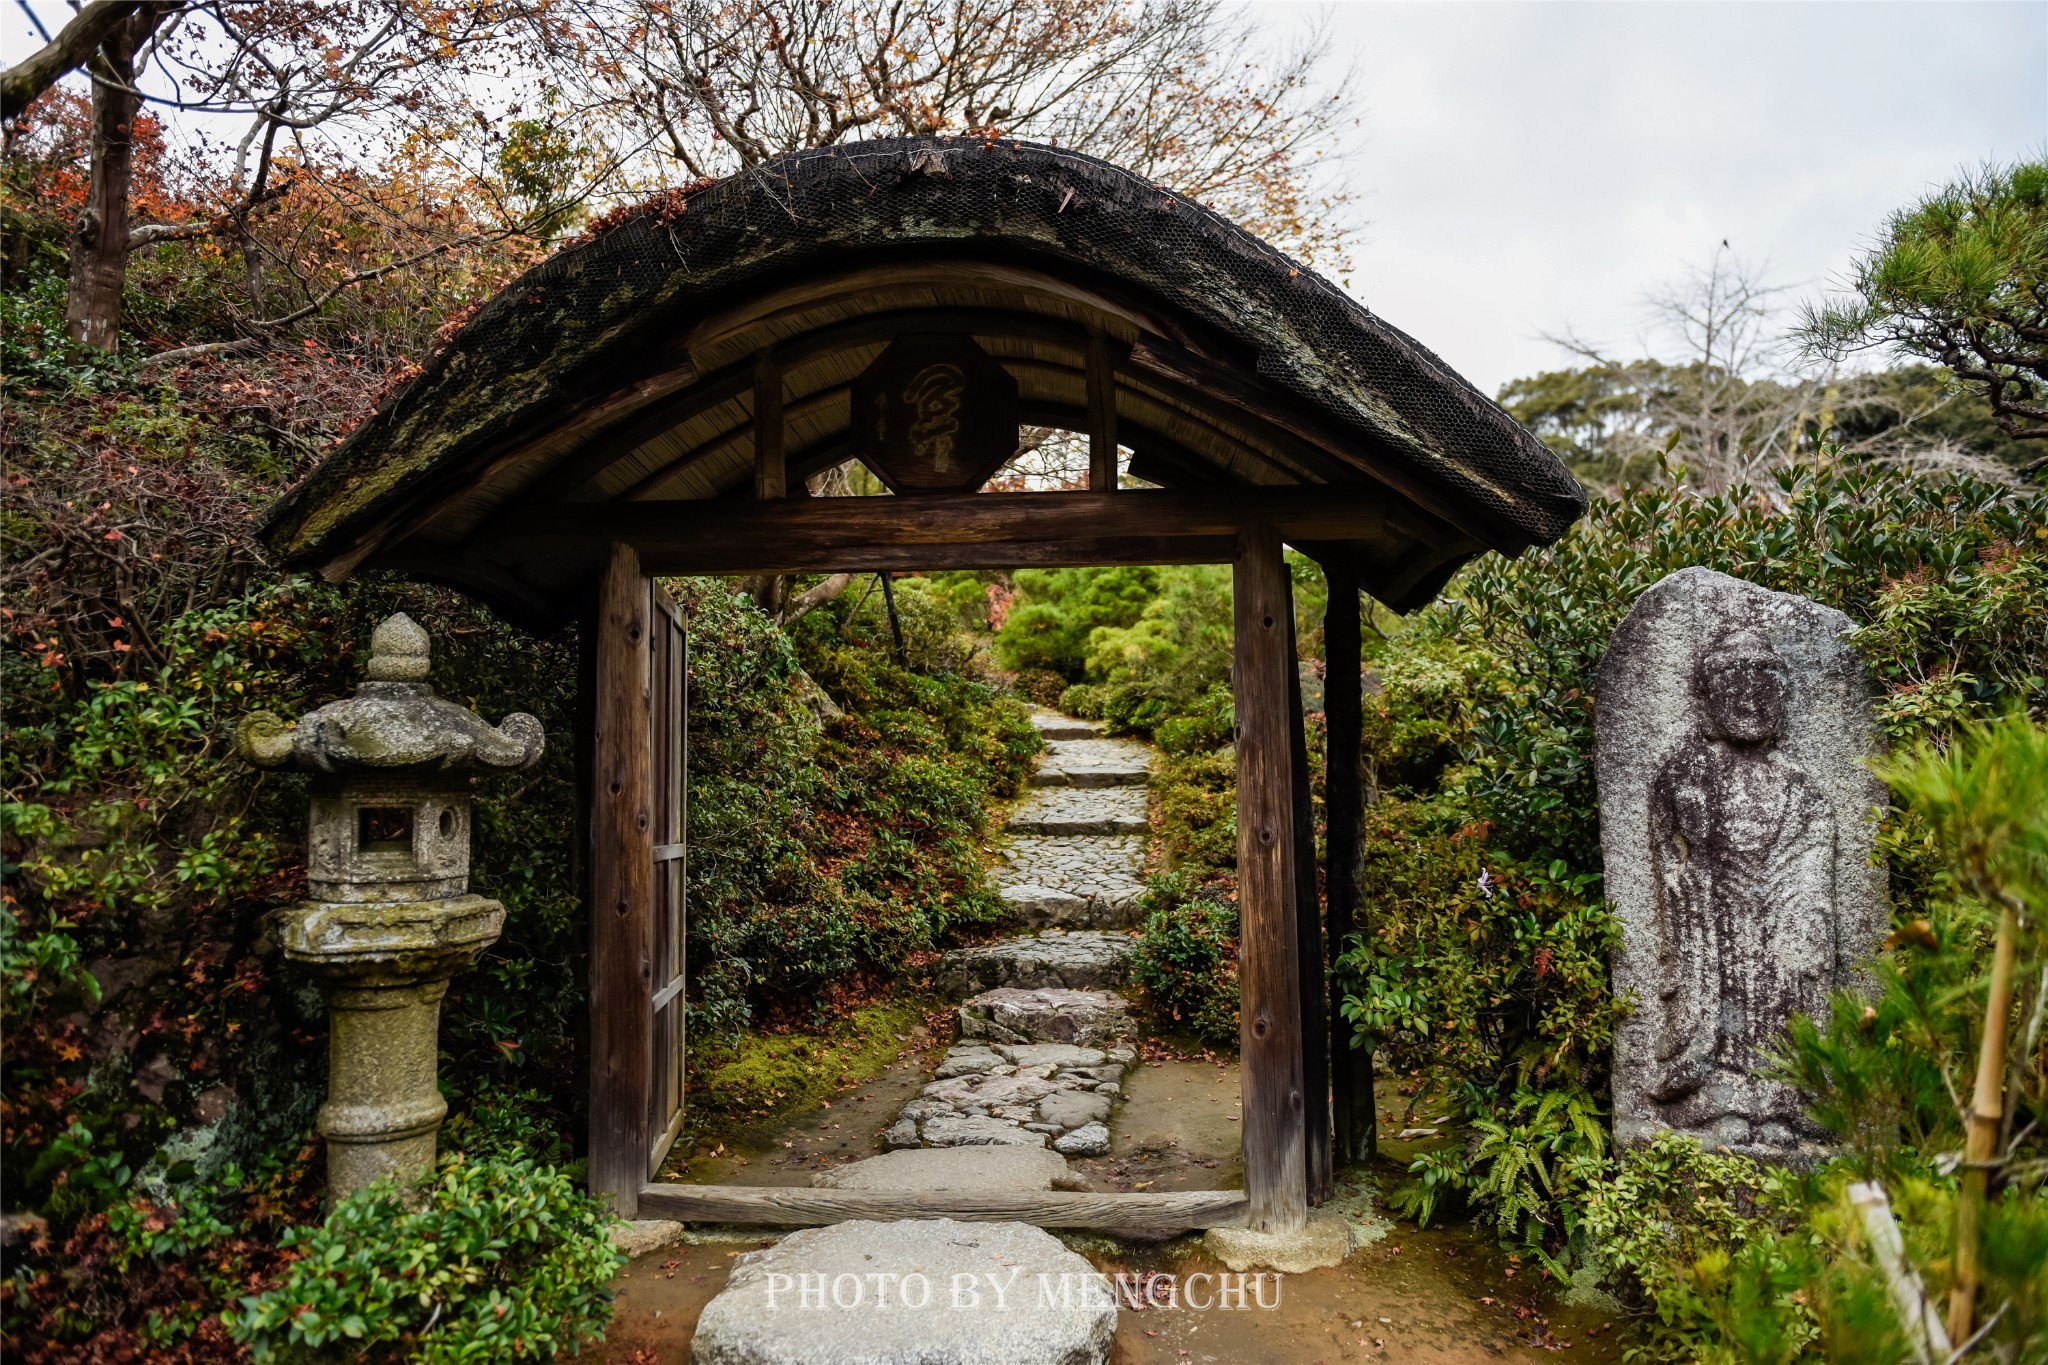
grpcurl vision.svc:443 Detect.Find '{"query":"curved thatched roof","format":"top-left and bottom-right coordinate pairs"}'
top-left (262, 138), bottom-right (1585, 618)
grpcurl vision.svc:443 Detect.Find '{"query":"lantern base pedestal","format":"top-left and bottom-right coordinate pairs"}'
top-left (277, 895), bottom-right (505, 1200)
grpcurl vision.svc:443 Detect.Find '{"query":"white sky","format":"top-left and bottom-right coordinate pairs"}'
top-left (1262, 0), bottom-right (2048, 394)
top-left (7, 1), bottom-right (2042, 397)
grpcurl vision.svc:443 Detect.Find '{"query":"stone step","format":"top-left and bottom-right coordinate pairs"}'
top-left (994, 835), bottom-right (1147, 928)
top-left (1029, 737), bottom-right (1152, 788)
top-left (934, 930), bottom-right (1136, 1000)
top-left (1005, 786), bottom-right (1149, 835)
top-left (1029, 705), bottom-right (1102, 741)
top-left (960, 986), bottom-right (1135, 1049)
top-left (691, 1219), bottom-right (1116, 1364)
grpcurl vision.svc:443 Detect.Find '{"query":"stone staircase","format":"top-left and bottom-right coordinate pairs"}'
top-left (878, 706), bottom-right (1155, 1160)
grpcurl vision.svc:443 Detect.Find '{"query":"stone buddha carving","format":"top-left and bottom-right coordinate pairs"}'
top-left (1644, 625), bottom-right (1836, 1145)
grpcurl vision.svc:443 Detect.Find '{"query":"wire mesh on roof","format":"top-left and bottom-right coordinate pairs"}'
top-left (265, 138), bottom-right (1586, 563)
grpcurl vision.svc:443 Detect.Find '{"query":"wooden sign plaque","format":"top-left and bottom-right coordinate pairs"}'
top-left (852, 334), bottom-right (1020, 495)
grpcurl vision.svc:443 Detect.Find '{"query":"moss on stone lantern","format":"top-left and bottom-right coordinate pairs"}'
top-left (238, 613), bottom-right (544, 1198)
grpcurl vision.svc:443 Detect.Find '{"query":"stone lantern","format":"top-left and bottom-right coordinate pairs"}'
top-left (238, 614), bottom-right (545, 1197)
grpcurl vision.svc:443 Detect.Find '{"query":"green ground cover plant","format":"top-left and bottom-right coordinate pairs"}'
top-left (679, 997), bottom-right (932, 1154)
top-left (229, 1155), bottom-right (622, 1365)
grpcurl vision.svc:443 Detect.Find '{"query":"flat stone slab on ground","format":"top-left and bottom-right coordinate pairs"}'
top-left (921, 1073), bottom-right (1060, 1111)
top-left (934, 930), bottom-right (1136, 1000)
top-left (691, 1219), bottom-right (1115, 1365)
top-left (1037, 1089), bottom-right (1113, 1130)
top-left (995, 1042), bottom-right (1110, 1069)
top-left (1005, 786), bottom-right (1149, 836)
top-left (1030, 737), bottom-right (1153, 789)
top-left (920, 1113), bottom-right (1050, 1148)
top-left (932, 1046), bottom-right (1010, 1079)
top-left (812, 1145), bottom-right (1081, 1192)
top-left (961, 987), bottom-right (1135, 1048)
top-left (1028, 707), bottom-right (1101, 741)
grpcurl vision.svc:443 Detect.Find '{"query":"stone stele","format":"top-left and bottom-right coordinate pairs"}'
top-left (1597, 567), bottom-right (1886, 1158)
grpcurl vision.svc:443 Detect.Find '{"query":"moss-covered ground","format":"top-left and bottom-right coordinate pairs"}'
top-left (670, 996), bottom-right (944, 1170)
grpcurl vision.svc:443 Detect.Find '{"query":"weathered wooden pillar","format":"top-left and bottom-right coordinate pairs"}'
top-left (1285, 584), bottom-right (1332, 1204)
top-left (1234, 523), bottom-right (1308, 1235)
top-left (753, 354), bottom-right (786, 500)
top-left (590, 542), bottom-right (654, 1215)
top-left (1322, 560), bottom-right (1375, 1161)
top-left (1086, 329), bottom-right (1117, 491)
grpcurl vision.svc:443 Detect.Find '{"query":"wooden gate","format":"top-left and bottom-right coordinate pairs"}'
top-left (588, 546), bottom-right (687, 1214)
top-left (648, 587), bottom-right (687, 1177)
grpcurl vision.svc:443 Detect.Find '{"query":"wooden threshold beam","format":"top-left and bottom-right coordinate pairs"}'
top-left (495, 487), bottom-right (1393, 575)
top-left (636, 1184), bottom-right (1248, 1236)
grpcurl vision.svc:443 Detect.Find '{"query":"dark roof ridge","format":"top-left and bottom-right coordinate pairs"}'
top-left (263, 135), bottom-right (1585, 567)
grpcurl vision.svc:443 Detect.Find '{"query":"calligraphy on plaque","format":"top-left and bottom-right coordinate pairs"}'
top-left (852, 334), bottom-right (1020, 494)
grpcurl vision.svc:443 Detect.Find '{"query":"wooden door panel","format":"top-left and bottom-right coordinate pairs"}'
top-left (647, 587), bottom-right (688, 1178)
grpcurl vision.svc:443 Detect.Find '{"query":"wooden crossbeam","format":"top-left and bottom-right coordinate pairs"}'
top-left (636, 1184), bottom-right (1248, 1235)
top-left (495, 487), bottom-right (1395, 575)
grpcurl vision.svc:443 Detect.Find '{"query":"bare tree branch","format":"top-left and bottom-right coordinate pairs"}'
top-left (1, 0), bottom-right (181, 123)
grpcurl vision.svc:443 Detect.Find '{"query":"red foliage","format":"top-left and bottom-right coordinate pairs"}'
top-left (0, 1170), bottom-right (318, 1365)
top-left (565, 180), bottom-right (718, 248)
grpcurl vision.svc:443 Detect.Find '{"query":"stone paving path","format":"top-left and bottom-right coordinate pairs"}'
top-left (879, 706), bottom-right (1156, 1160)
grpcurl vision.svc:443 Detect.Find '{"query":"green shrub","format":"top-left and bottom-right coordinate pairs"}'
top-left (1390, 1084), bottom-right (1609, 1276)
top-left (1339, 460), bottom-right (2046, 1270)
top-left (1155, 749), bottom-right (1238, 876)
top-left (1058, 682), bottom-right (1105, 718)
top-left (1013, 668), bottom-right (1067, 706)
top-left (1129, 874), bottom-right (1240, 1045)
top-left (439, 1082), bottom-right (575, 1168)
top-left (1573, 1131), bottom-right (1800, 1360)
top-left (1152, 682), bottom-right (1235, 757)
top-left (992, 566), bottom-right (1161, 679)
top-left (230, 1155), bottom-right (621, 1364)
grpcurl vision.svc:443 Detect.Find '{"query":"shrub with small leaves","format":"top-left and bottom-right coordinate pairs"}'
top-left (229, 1155), bottom-right (621, 1364)
top-left (1129, 873), bottom-right (1240, 1045)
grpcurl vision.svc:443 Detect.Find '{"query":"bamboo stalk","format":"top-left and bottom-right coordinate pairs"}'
top-left (1947, 902), bottom-right (2020, 1344)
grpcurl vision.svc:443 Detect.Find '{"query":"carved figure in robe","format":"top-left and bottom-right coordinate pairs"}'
top-left (1645, 625), bottom-right (1837, 1143)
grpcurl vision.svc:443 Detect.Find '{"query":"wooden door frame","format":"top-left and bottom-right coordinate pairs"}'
top-left (588, 528), bottom-right (1329, 1235)
top-left (588, 543), bottom-right (654, 1215)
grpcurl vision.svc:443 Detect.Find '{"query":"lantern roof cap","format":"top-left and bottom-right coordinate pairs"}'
top-left (236, 614), bottom-right (545, 775)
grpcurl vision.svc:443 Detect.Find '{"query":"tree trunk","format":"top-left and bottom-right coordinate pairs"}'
top-left (65, 7), bottom-right (164, 352)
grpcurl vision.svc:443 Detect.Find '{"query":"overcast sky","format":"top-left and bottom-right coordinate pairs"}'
top-left (1263, 1), bottom-right (2047, 394)
top-left (6, 2), bottom-right (2040, 398)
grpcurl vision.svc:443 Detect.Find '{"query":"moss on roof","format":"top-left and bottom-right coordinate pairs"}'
top-left (264, 138), bottom-right (1585, 567)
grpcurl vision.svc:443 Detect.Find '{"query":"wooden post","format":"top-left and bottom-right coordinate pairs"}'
top-left (1321, 559), bottom-right (1375, 1160)
top-left (1286, 581), bottom-right (1332, 1204)
top-left (1086, 329), bottom-right (1117, 492)
top-left (754, 354), bottom-right (785, 500)
top-left (1234, 522), bottom-right (1308, 1235)
top-left (588, 542), bottom-right (654, 1215)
